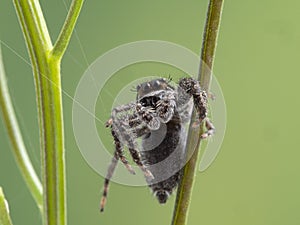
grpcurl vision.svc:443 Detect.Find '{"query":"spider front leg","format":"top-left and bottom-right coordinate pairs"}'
top-left (200, 118), bottom-right (215, 139)
top-left (105, 102), bottom-right (136, 127)
top-left (100, 124), bottom-right (136, 212)
top-left (179, 77), bottom-right (215, 139)
top-left (111, 128), bottom-right (136, 175)
top-left (118, 118), bottom-right (154, 180)
top-left (128, 141), bottom-right (154, 180)
top-left (136, 103), bottom-right (161, 130)
top-left (107, 104), bottom-right (155, 179)
top-left (100, 149), bottom-right (118, 212)
top-left (100, 119), bottom-right (152, 212)
top-left (156, 91), bottom-right (176, 123)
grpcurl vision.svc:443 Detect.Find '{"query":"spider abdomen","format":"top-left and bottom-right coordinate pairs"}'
top-left (140, 111), bottom-right (186, 203)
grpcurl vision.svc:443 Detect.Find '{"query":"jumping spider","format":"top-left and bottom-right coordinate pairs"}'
top-left (100, 77), bottom-right (215, 212)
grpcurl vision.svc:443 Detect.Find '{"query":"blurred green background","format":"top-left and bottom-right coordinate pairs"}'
top-left (1, 0), bottom-right (300, 225)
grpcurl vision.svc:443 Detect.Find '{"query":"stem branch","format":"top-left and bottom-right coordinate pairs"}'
top-left (51, 0), bottom-right (84, 59)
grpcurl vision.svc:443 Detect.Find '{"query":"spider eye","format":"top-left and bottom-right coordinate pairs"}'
top-left (140, 98), bottom-right (148, 106)
top-left (140, 96), bottom-right (160, 107)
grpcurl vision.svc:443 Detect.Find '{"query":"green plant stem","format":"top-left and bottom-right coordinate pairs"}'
top-left (13, 1), bottom-right (58, 224)
top-left (0, 47), bottom-right (43, 212)
top-left (199, 0), bottom-right (224, 90)
top-left (0, 187), bottom-right (14, 225)
top-left (51, 0), bottom-right (84, 59)
top-left (12, 0), bottom-right (84, 225)
top-left (171, 1), bottom-right (224, 225)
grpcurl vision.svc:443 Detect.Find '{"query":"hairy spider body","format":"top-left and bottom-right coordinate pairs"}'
top-left (141, 109), bottom-right (185, 203)
top-left (100, 77), bottom-right (215, 212)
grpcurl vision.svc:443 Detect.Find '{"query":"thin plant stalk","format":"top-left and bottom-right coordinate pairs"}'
top-left (11, 0), bottom-right (84, 225)
top-left (0, 47), bottom-right (43, 212)
top-left (51, 0), bottom-right (84, 59)
top-left (171, 1), bottom-right (224, 225)
top-left (0, 187), bottom-right (14, 225)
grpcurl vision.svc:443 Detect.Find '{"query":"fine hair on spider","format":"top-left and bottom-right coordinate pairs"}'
top-left (100, 76), bottom-right (215, 212)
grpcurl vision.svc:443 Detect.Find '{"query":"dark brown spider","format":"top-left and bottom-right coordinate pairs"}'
top-left (100, 77), bottom-right (215, 212)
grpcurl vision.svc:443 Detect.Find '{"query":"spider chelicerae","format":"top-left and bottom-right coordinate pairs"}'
top-left (100, 77), bottom-right (215, 212)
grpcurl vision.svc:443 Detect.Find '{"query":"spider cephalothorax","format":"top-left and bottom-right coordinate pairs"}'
top-left (100, 77), bottom-right (215, 212)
